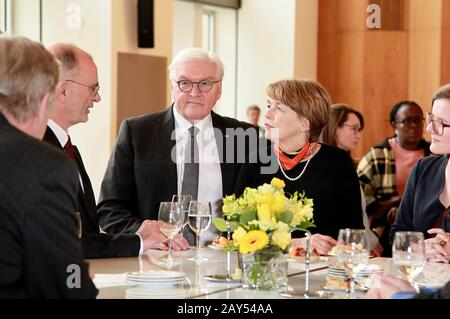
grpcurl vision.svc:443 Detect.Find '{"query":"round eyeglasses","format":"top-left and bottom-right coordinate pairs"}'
top-left (393, 117), bottom-right (424, 127)
top-left (64, 79), bottom-right (100, 97)
top-left (426, 112), bottom-right (450, 136)
top-left (342, 124), bottom-right (363, 134)
top-left (175, 79), bottom-right (219, 93)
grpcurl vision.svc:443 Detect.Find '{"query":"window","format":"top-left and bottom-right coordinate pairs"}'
top-left (202, 10), bottom-right (215, 52)
top-left (0, 0), bottom-right (7, 33)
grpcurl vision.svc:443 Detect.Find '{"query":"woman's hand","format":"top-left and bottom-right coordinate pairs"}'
top-left (291, 234), bottom-right (337, 255)
top-left (366, 274), bottom-right (415, 299)
top-left (425, 228), bottom-right (450, 263)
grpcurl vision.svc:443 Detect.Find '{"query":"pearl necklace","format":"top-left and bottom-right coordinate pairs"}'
top-left (277, 156), bottom-right (311, 181)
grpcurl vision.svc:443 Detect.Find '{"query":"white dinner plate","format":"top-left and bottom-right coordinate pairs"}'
top-left (207, 244), bottom-right (224, 250)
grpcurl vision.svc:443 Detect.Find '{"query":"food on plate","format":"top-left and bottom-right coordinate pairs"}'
top-left (328, 246), bottom-right (337, 256)
top-left (288, 246), bottom-right (319, 257)
top-left (211, 236), bottom-right (228, 248)
top-left (324, 275), bottom-right (350, 291)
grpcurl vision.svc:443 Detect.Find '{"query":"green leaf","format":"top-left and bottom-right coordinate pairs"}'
top-left (294, 220), bottom-right (316, 232)
top-left (277, 210), bottom-right (293, 224)
top-left (239, 209), bottom-right (257, 225)
top-left (229, 221), bottom-right (239, 232)
top-left (212, 218), bottom-right (228, 232)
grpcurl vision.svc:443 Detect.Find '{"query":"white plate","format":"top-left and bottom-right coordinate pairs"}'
top-left (207, 244), bottom-right (225, 250)
top-left (126, 287), bottom-right (188, 299)
top-left (415, 279), bottom-right (446, 289)
top-left (127, 271), bottom-right (185, 280)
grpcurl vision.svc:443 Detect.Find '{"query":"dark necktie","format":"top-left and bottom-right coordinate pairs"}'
top-left (181, 126), bottom-right (200, 200)
top-left (181, 127), bottom-right (199, 246)
top-left (64, 136), bottom-right (77, 161)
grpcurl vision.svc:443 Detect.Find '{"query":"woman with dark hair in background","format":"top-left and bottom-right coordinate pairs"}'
top-left (357, 100), bottom-right (431, 255)
top-left (320, 104), bottom-right (382, 256)
top-left (320, 103), bottom-right (364, 160)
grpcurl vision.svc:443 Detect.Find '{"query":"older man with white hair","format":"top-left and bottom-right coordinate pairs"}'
top-left (98, 47), bottom-right (257, 246)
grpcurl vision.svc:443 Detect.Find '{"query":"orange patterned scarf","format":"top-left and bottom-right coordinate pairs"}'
top-left (275, 142), bottom-right (311, 171)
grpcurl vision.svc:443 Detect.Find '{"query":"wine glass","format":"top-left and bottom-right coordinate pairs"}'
top-left (336, 228), bottom-right (369, 298)
top-left (158, 202), bottom-right (185, 264)
top-left (392, 231), bottom-right (425, 291)
top-left (172, 194), bottom-right (192, 239)
top-left (188, 201), bottom-right (212, 262)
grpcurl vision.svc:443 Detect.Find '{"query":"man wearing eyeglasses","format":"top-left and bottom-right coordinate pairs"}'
top-left (357, 100), bottom-right (431, 256)
top-left (43, 43), bottom-right (173, 258)
top-left (97, 47), bottom-right (257, 246)
top-left (0, 35), bottom-right (97, 298)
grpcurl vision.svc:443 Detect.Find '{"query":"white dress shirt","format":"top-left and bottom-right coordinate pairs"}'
top-left (48, 120), bottom-right (144, 253)
top-left (173, 107), bottom-right (223, 245)
top-left (47, 120), bottom-right (84, 193)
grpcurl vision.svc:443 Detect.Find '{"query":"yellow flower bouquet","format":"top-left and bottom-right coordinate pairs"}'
top-left (213, 177), bottom-right (315, 289)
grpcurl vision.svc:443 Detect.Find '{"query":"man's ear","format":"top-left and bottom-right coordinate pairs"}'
top-left (55, 81), bottom-right (67, 100)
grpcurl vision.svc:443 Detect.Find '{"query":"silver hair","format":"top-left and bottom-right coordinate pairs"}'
top-left (168, 47), bottom-right (224, 81)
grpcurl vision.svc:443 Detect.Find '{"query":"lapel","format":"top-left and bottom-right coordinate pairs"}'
top-left (43, 126), bottom-right (98, 226)
top-left (72, 145), bottom-right (99, 224)
top-left (154, 106), bottom-right (178, 197)
top-left (211, 111), bottom-right (234, 196)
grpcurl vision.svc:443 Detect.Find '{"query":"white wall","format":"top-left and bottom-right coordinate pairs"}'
top-left (41, 0), bottom-right (113, 200)
top-left (173, 0), bottom-right (237, 118)
top-left (11, 0), bottom-right (40, 40)
top-left (236, 0), bottom-right (296, 125)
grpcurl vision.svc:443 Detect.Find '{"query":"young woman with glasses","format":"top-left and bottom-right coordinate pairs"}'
top-left (320, 104), bottom-right (382, 256)
top-left (391, 84), bottom-right (450, 263)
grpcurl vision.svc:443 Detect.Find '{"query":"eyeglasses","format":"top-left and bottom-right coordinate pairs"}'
top-left (393, 117), bottom-right (424, 127)
top-left (175, 79), bottom-right (219, 93)
top-left (342, 124), bottom-right (363, 134)
top-left (426, 112), bottom-right (450, 136)
top-left (64, 79), bottom-right (100, 97)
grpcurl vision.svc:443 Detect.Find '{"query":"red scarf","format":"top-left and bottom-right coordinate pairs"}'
top-left (275, 142), bottom-right (311, 171)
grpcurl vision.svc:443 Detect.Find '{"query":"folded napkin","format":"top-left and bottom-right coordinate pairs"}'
top-left (93, 273), bottom-right (128, 289)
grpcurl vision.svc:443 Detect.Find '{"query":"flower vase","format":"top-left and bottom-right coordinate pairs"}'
top-left (240, 248), bottom-right (288, 290)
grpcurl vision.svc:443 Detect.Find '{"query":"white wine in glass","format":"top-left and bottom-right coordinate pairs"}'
top-left (336, 228), bottom-right (369, 298)
top-left (188, 201), bottom-right (212, 262)
top-left (392, 231), bottom-right (425, 290)
top-left (158, 202), bottom-right (184, 264)
top-left (172, 194), bottom-right (192, 237)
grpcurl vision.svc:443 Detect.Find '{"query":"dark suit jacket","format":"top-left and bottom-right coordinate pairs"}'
top-left (97, 105), bottom-right (256, 234)
top-left (0, 113), bottom-right (97, 298)
top-left (43, 127), bottom-right (140, 258)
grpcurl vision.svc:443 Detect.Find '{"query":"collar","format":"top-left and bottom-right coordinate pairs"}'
top-left (47, 119), bottom-right (69, 148)
top-left (172, 105), bottom-right (212, 137)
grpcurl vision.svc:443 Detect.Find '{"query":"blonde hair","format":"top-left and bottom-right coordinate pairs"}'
top-left (0, 35), bottom-right (59, 122)
top-left (168, 47), bottom-right (224, 81)
top-left (433, 83), bottom-right (450, 104)
top-left (266, 79), bottom-right (331, 141)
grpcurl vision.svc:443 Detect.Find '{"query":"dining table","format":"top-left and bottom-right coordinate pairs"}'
top-left (89, 247), bottom-right (450, 299)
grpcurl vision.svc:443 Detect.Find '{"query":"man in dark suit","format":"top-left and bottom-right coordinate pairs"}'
top-left (98, 47), bottom-right (258, 245)
top-left (44, 43), bottom-right (175, 258)
top-left (0, 35), bottom-right (97, 298)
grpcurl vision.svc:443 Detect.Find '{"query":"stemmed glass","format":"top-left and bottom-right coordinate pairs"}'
top-left (336, 228), bottom-right (369, 298)
top-left (158, 202), bottom-right (185, 264)
top-left (188, 201), bottom-right (212, 263)
top-left (392, 231), bottom-right (426, 292)
top-left (172, 194), bottom-right (192, 239)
